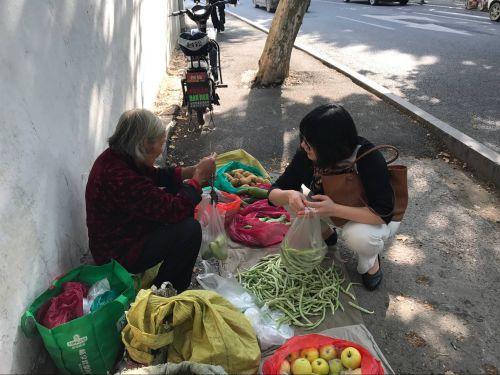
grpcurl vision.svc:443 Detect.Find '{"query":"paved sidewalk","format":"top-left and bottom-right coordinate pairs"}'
top-left (162, 15), bottom-right (500, 373)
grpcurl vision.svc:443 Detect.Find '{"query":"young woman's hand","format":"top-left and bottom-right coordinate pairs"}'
top-left (299, 194), bottom-right (337, 217)
top-left (288, 191), bottom-right (307, 214)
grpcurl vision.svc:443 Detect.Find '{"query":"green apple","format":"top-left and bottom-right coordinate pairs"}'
top-left (319, 344), bottom-right (337, 361)
top-left (279, 359), bottom-right (291, 375)
top-left (311, 358), bottom-right (330, 375)
top-left (340, 369), bottom-right (362, 375)
top-left (340, 347), bottom-right (362, 370)
top-left (328, 359), bottom-right (343, 375)
top-left (300, 347), bottom-right (319, 362)
top-left (291, 358), bottom-right (313, 375)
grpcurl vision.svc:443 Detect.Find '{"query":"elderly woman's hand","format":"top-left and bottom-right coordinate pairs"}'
top-left (192, 153), bottom-right (216, 186)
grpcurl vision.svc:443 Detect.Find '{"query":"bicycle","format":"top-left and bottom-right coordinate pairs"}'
top-left (171, 0), bottom-right (236, 127)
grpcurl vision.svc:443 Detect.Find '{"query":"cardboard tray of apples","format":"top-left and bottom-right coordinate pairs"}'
top-left (262, 334), bottom-right (384, 375)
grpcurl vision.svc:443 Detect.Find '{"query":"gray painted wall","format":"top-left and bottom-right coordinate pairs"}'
top-left (0, 0), bottom-right (180, 372)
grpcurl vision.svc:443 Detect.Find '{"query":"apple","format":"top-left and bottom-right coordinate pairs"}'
top-left (287, 351), bottom-right (301, 363)
top-left (319, 344), bottom-right (337, 361)
top-left (300, 347), bottom-right (319, 362)
top-left (328, 359), bottom-right (344, 375)
top-left (279, 359), bottom-right (291, 375)
top-left (340, 347), bottom-right (362, 370)
top-left (311, 358), bottom-right (330, 375)
top-left (292, 358), bottom-right (313, 375)
top-left (340, 369), bottom-right (362, 375)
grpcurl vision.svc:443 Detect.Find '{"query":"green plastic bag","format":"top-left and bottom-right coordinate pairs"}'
top-left (21, 260), bottom-right (136, 374)
top-left (215, 161), bottom-right (267, 194)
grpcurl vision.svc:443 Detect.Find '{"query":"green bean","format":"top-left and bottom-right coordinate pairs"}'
top-left (348, 301), bottom-right (374, 314)
top-left (237, 254), bottom-right (374, 328)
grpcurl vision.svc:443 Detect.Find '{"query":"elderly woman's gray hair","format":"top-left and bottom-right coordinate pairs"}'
top-left (108, 109), bottom-right (166, 162)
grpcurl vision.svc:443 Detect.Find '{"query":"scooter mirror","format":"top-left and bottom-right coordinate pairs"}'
top-left (229, 0), bottom-right (238, 5)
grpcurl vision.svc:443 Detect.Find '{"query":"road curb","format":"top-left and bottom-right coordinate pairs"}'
top-left (226, 11), bottom-right (499, 187)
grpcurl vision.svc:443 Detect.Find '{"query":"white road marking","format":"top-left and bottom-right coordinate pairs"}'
top-left (364, 14), bottom-right (472, 34)
top-left (336, 15), bottom-right (395, 29)
top-left (428, 8), bottom-right (492, 19)
top-left (413, 11), bottom-right (492, 24)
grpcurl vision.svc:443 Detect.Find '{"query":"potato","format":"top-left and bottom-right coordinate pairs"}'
top-left (234, 172), bottom-right (244, 179)
top-left (242, 171), bottom-right (251, 177)
top-left (231, 179), bottom-right (240, 187)
top-left (239, 176), bottom-right (253, 185)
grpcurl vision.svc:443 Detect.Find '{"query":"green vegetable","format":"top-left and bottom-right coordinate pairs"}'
top-left (237, 187), bottom-right (269, 199)
top-left (209, 234), bottom-right (228, 260)
top-left (280, 241), bottom-right (327, 273)
top-left (237, 255), bottom-right (374, 329)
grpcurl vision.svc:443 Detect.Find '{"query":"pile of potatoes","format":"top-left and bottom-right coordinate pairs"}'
top-left (224, 169), bottom-right (270, 188)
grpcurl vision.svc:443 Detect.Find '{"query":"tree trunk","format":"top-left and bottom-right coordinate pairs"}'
top-left (254, 0), bottom-right (309, 86)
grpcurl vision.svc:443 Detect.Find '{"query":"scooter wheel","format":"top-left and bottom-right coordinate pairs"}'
top-left (196, 109), bottom-right (205, 125)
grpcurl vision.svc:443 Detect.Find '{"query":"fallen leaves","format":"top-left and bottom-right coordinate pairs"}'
top-left (395, 234), bottom-right (410, 244)
top-left (405, 331), bottom-right (427, 348)
top-left (416, 275), bottom-right (430, 285)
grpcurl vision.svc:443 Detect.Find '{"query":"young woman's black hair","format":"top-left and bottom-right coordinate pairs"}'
top-left (299, 104), bottom-right (359, 168)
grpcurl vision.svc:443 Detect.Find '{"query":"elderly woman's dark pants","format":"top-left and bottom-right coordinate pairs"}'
top-left (130, 218), bottom-right (202, 292)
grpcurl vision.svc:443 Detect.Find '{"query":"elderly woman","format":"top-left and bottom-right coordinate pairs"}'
top-left (269, 104), bottom-right (400, 291)
top-left (85, 109), bottom-right (215, 292)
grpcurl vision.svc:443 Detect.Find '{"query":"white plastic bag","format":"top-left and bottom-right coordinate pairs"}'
top-left (280, 210), bottom-right (327, 273)
top-left (196, 272), bottom-right (294, 350)
top-left (197, 195), bottom-right (229, 260)
top-left (244, 306), bottom-right (294, 350)
top-left (83, 278), bottom-right (110, 315)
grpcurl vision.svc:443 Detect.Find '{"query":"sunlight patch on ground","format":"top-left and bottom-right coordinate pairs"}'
top-left (387, 294), bottom-right (471, 351)
top-left (387, 241), bottom-right (426, 266)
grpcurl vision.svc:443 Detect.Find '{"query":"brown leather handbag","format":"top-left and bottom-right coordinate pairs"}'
top-left (321, 145), bottom-right (408, 227)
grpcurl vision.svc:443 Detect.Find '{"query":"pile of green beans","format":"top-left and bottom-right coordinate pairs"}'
top-left (237, 254), bottom-right (373, 330)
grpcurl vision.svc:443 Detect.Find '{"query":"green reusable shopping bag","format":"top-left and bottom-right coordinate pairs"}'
top-left (21, 260), bottom-right (136, 374)
top-left (215, 161), bottom-right (267, 194)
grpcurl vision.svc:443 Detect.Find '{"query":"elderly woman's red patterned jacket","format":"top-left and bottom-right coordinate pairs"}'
top-left (85, 148), bottom-right (201, 269)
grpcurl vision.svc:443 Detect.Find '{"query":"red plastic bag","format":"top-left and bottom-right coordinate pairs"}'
top-left (36, 282), bottom-right (88, 329)
top-left (195, 189), bottom-right (242, 224)
top-left (228, 200), bottom-right (290, 247)
top-left (262, 334), bottom-right (384, 375)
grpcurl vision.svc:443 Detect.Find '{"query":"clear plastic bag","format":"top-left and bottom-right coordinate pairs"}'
top-left (83, 278), bottom-right (110, 315)
top-left (198, 195), bottom-right (229, 261)
top-left (196, 272), bottom-right (294, 350)
top-left (280, 210), bottom-right (327, 273)
top-left (244, 306), bottom-right (294, 351)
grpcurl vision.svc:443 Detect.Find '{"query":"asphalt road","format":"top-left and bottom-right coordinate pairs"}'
top-left (229, 0), bottom-right (500, 152)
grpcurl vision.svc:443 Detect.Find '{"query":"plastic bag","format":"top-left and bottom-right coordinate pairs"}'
top-left (196, 272), bottom-right (293, 350)
top-left (83, 278), bottom-right (111, 314)
top-left (195, 188), bottom-right (241, 224)
top-left (198, 195), bottom-right (229, 260)
top-left (228, 200), bottom-right (291, 247)
top-left (215, 161), bottom-right (267, 194)
top-left (36, 281), bottom-right (88, 329)
top-left (244, 306), bottom-right (294, 351)
top-left (262, 334), bottom-right (384, 375)
top-left (280, 211), bottom-right (327, 273)
top-left (197, 272), bottom-right (256, 311)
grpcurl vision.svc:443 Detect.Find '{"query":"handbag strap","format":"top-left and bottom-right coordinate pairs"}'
top-left (351, 145), bottom-right (399, 167)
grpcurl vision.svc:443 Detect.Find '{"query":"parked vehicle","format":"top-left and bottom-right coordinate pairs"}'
top-left (489, 0), bottom-right (500, 20)
top-left (344, 0), bottom-right (408, 5)
top-left (170, 0), bottom-right (237, 125)
top-left (253, 0), bottom-right (310, 13)
top-left (253, 0), bottom-right (279, 12)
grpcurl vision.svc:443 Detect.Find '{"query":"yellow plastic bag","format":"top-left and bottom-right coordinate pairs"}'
top-left (122, 289), bottom-right (260, 375)
top-left (216, 149), bottom-right (270, 179)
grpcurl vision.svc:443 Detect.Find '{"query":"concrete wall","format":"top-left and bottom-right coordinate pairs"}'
top-left (0, 0), bottom-right (180, 372)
